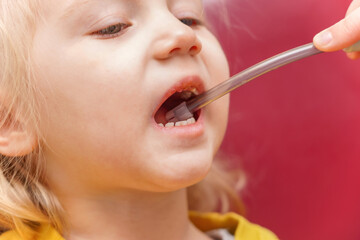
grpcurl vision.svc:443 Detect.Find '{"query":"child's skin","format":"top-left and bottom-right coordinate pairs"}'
top-left (26, 0), bottom-right (357, 239)
top-left (314, 0), bottom-right (360, 59)
top-left (12, 0), bottom-right (229, 239)
top-left (3, 0), bottom-right (357, 239)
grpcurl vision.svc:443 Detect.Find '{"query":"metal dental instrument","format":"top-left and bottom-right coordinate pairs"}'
top-left (166, 42), bottom-right (323, 122)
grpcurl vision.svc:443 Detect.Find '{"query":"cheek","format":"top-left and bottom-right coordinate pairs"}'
top-left (200, 32), bottom-right (230, 151)
top-left (200, 31), bottom-right (230, 84)
top-left (209, 95), bottom-right (229, 151)
top-left (32, 37), bottom-right (147, 161)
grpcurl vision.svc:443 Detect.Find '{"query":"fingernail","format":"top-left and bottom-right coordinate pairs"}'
top-left (314, 30), bottom-right (333, 47)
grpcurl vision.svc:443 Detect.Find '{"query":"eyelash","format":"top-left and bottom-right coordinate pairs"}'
top-left (93, 18), bottom-right (201, 39)
top-left (180, 18), bottom-right (201, 27)
top-left (92, 23), bottom-right (130, 38)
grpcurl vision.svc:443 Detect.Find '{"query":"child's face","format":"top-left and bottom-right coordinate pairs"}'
top-left (32, 0), bottom-right (229, 192)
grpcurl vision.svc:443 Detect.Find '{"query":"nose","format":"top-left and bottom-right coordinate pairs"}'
top-left (152, 17), bottom-right (203, 60)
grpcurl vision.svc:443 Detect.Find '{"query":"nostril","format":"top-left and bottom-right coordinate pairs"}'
top-left (170, 46), bottom-right (198, 55)
top-left (170, 48), bottom-right (181, 55)
top-left (189, 46), bottom-right (198, 53)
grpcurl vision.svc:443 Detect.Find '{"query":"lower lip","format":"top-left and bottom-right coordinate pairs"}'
top-left (152, 110), bottom-right (205, 138)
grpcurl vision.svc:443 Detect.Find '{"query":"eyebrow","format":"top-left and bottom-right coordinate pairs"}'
top-left (61, 0), bottom-right (93, 20)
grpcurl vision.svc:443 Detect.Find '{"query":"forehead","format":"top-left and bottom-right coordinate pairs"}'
top-left (39, 0), bottom-right (204, 25)
top-left (43, 0), bottom-right (203, 14)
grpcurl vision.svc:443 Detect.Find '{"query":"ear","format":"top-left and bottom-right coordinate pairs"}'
top-left (0, 106), bottom-right (37, 157)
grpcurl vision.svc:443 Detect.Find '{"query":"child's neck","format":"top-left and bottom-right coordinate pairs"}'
top-left (59, 188), bottom-right (211, 240)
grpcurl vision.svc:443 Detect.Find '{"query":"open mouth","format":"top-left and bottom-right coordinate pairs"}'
top-left (154, 86), bottom-right (202, 127)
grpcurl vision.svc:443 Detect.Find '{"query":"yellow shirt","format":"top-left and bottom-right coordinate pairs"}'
top-left (190, 212), bottom-right (278, 240)
top-left (0, 212), bottom-right (278, 240)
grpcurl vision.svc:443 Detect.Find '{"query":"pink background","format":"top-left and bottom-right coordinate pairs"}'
top-left (206, 0), bottom-right (360, 239)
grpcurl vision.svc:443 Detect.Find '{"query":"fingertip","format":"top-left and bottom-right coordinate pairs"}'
top-left (313, 30), bottom-right (334, 51)
top-left (346, 51), bottom-right (360, 60)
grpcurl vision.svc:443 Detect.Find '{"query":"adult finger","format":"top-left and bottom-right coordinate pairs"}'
top-left (345, 0), bottom-right (360, 58)
top-left (313, 6), bottom-right (360, 52)
top-left (347, 51), bottom-right (360, 60)
top-left (346, 0), bottom-right (360, 17)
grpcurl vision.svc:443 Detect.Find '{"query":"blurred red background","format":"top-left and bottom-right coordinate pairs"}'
top-left (205, 0), bottom-right (360, 239)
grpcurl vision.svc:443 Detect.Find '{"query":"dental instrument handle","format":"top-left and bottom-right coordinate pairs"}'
top-left (188, 43), bottom-right (322, 112)
top-left (165, 43), bottom-right (322, 122)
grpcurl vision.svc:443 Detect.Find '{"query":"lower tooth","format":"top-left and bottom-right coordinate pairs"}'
top-left (187, 117), bottom-right (196, 124)
top-left (164, 117), bottom-right (196, 128)
top-left (165, 122), bottom-right (175, 128)
top-left (175, 121), bottom-right (187, 126)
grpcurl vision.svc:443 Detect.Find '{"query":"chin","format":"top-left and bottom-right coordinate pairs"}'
top-left (149, 148), bottom-right (214, 192)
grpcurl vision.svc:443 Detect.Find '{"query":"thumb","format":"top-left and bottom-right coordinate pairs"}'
top-left (313, 6), bottom-right (360, 52)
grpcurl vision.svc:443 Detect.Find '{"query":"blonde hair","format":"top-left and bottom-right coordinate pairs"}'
top-left (0, 0), bottom-right (245, 239)
top-left (0, 0), bottom-right (63, 238)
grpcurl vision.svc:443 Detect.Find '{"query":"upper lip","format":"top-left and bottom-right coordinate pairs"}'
top-left (152, 75), bottom-right (205, 119)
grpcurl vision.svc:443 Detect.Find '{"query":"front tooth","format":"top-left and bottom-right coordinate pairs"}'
top-left (158, 123), bottom-right (164, 127)
top-left (190, 88), bottom-right (199, 95)
top-left (180, 91), bottom-right (192, 100)
top-left (187, 117), bottom-right (196, 124)
top-left (175, 120), bottom-right (187, 126)
top-left (165, 122), bottom-right (175, 128)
